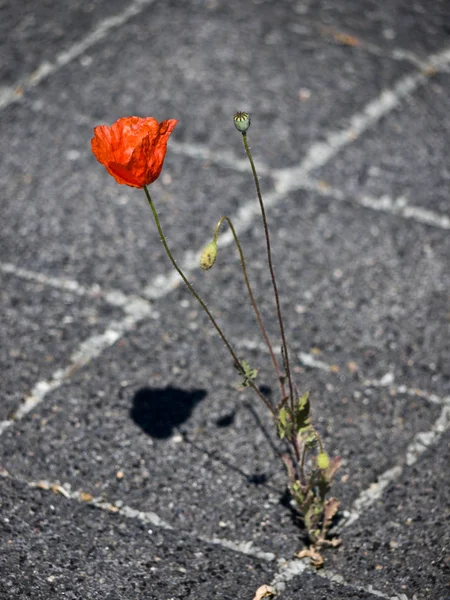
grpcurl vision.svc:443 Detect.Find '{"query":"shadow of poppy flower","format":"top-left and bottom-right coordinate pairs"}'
top-left (130, 386), bottom-right (207, 439)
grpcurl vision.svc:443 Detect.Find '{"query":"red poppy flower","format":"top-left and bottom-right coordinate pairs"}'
top-left (91, 116), bottom-right (178, 188)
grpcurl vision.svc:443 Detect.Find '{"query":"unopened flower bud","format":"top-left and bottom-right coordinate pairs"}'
top-left (233, 111), bottom-right (251, 133)
top-left (200, 241), bottom-right (218, 270)
top-left (317, 452), bottom-right (330, 470)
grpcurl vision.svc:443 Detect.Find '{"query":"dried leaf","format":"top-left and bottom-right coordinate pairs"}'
top-left (297, 547), bottom-right (324, 569)
top-left (333, 32), bottom-right (361, 46)
top-left (79, 492), bottom-right (93, 502)
top-left (281, 454), bottom-right (296, 485)
top-left (324, 456), bottom-right (342, 482)
top-left (252, 584), bottom-right (276, 600)
top-left (329, 538), bottom-right (342, 547)
top-left (347, 361), bottom-right (358, 373)
top-left (323, 497), bottom-right (340, 530)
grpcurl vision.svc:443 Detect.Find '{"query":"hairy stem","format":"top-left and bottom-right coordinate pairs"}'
top-left (214, 215), bottom-right (286, 399)
top-left (241, 133), bottom-right (295, 413)
top-left (143, 186), bottom-right (276, 417)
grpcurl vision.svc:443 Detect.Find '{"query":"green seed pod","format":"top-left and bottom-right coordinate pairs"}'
top-left (200, 241), bottom-right (218, 270)
top-left (233, 111), bottom-right (251, 133)
top-left (317, 452), bottom-right (330, 470)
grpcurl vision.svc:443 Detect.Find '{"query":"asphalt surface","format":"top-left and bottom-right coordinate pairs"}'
top-left (1, 1), bottom-right (449, 599)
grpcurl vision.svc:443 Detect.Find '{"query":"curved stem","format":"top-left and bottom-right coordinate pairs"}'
top-left (241, 133), bottom-right (295, 412)
top-left (143, 185), bottom-right (276, 417)
top-left (214, 216), bottom-right (286, 399)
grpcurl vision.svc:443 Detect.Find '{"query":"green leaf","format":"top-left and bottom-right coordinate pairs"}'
top-left (294, 392), bottom-right (311, 432)
top-left (234, 359), bottom-right (258, 388)
top-left (277, 407), bottom-right (288, 439)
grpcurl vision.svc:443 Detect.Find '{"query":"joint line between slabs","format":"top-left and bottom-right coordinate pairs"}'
top-left (0, 469), bottom-right (406, 600)
top-left (0, 0), bottom-right (158, 111)
top-left (0, 262), bottom-right (152, 310)
top-left (2, 258), bottom-right (446, 438)
top-left (170, 42), bottom-right (450, 232)
top-left (300, 178), bottom-right (450, 230)
top-left (2, 37), bottom-right (448, 516)
top-left (172, 141), bottom-right (450, 231)
top-left (269, 558), bottom-right (410, 599)
top-left (0, 305), bottom-right (154, 437)
top-left (338, 399), bottom-right (450, 531)
top-left (0, 469), bottom-right (276, 563)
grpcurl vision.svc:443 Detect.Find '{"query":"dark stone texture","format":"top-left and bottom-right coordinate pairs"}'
top-left (0, 0), bottom-right (126, 86)
top-left (296, 0), bottom-right (450, 59)
top-left (0, 0), bottom-right (411, 168)
top-left (0, 304), bottom-right (440, 557)
top-left (325, 431), bottom-right (450, 599)
top-left (278, 572), bottom-right (383, 600)
top-left (0, 271), bottom-right (122, 421)
top-left (0, 476), bottom-right (274, 600)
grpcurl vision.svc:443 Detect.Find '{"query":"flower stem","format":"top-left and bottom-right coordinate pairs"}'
top-left (214, 215), bottom-right (286, 399)
top-left (241, 133), bottom-right (295, 411)
top-left (143, 185), bottom-right (276, 417)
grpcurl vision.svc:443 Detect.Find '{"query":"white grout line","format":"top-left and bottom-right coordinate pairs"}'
top-left (362, 372), bottom-right (447, 406)
top-left (339, 398), bottom-right (450, 530)
top-left (405, 400), bottom-right (450, 466)
top-left (0, 468), bottom-right (276, 561)
top-left (141, 188), bottom-right (282, 299)
top-left (300, 179), bottom-right (450, 230)
top-left (317, 568), bottom-right (414, 600)
top-left (0, 0), bottom-right (157, 111)
top-left (236, 338), bottom-right (336, 373)
top-left (2, 256), bottom-right (445, 443)
top-left (0, 301), bottom-right (154, 436)
top-left (0, 261), bottom-right (152, 313)
top-left (175, 137), bottom-right (450, 231)
top-left (202, 536), bottom-right (276, 562)
top-left (269, 559), bottom-right (307, 592)
top-left (238, 339), bottom-right (449, 407)
top-left (357, 193), bottom-right (450, 230)
top-left (170, 140), bottom-right (271, 176)
top-left (1, 262), bottom-right (94, 295)
top-left (3, 254), bottom-right (444, 438)
top-left (272, 44), bottom-right (450, 195)
top-left (269, 557), bottom-right (413, 599)
top-left (0, 468), bottom-right (408, 599)
top-left (0, 25), bottom-right (447, 600)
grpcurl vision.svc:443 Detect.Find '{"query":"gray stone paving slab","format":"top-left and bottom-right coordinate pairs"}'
top-left (0, 100), bottom-right (267, 293)
top-left (0, 303), bottom-right (440, 557)
top-left (0, 476), bottom-right (274, 600)
top-left (0, 0), bottom-right (126, 87)
top-left (324, 431), bottom-right (450, 599)
top-left (312, 72), bottom-right (450, 215)
top-left (0, 271), bottom-right (123, 421)
top-left (1, 0), bottom-right (411, 168)
top-left (296, 0), bottom-right (450, 60)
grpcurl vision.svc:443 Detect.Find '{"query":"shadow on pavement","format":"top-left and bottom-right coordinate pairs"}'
top-left (130, 386), bottom-right (207, 439)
